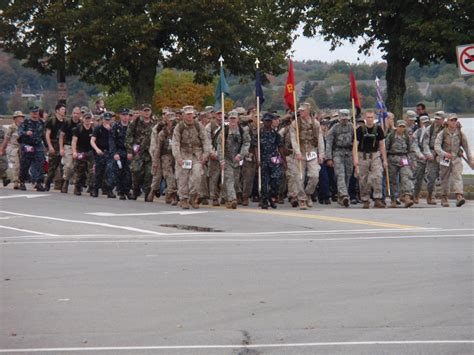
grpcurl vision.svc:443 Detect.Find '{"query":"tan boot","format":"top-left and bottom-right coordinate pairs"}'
top-left (362, 201), bottom-right (370, 209)
top-left (306, 195), bottom-right (313, 207)
top-left (242, 196), bottom-right (249, 206)
top-left (413, 195), bottom-right (419, 204)
top-left (441, 195), bottom-right (449, 207)
top-left (342, 196), bottom-right (350, 208)
top-left (404, 195), bottom-right (414, 208)
top-left (231, 200), bottom-right (238, 209)
top-left (180, 199), bottom-right (190, 209)
top-left (165, 193), bottom-right (172, 204)
top-left (147, 189), bottom-right (156, 202)
top-left (191, 195), bottom-right (200, 209)
top-left (374, 199), bottom-right (385, 208)
top-left (298, 200), bottom-right (307, 210)
top-left (170, 193), bottom-right (178, 206)
top-left (61, 180), bottom-right (69, 193)
top-left (456, 194), bottom-right (466, 207)
top-left (225, 201), bottom-right (232, 209)
top-left (212, 199), bottom-right (220, 207)
top-left (236, 193), bottom-right (243, 205)
top-left (391, 199), bottom-right (397, 208)
top-left (426, 194), bottom-right (436, 205)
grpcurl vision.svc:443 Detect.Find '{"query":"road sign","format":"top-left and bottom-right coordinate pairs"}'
top-left (57, 82), bottom-right (68, 100)
top-left (456, 44), bottom-right (474, 76)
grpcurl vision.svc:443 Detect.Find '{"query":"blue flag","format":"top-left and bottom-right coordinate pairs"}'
top-left (214, 66), bottom-right (229, 110)
top-left (375, 76), bottom-right (387, 128)
top-left (256, 69), bottom-right (265, 107)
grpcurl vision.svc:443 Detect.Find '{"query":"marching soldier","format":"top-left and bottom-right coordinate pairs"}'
top-left (412, 115), bottom-right (432, 203)
top-left (71, 112), bottom-right (94, 196)
top-left (18, 106), bottom-right (46, 191)
top-left (109, 108), bottom-right (132, 200)
top-left (125, 104), bottom-right (155, 201)
top-left (172, 105), bottom-right (210, 209)
top-left (290, 102), bottom-right (325, 210)
top-left (150, 111), bottom-right (178, 205)
top-left (353, 110), bottom-right (387, 209)
top-left (386, 120), bottom-right (420, 208)
top-left (206, 109), bottom-right (224, 206)
top-left (216, 110), bottom-right (250, 209)
top-left (148, 112), bottom-right (166, 202)
top-left (90, 112), bottom-right (113, 198)
top-left (257, 113), bottom-right (286, 209)
top-left (0, 111), bottom-right (24, 189)
top-left (241, 111), bottom-right (258, 206)
top-left (198, 111), bottom-right (212, 205)
top-left (325, 109), bottom-right (354, 207)
top-left (59, 106), bottom-right (82, 193)
top-left (44, 103), bottom-right (66, 190)
top-left (434, 113), bottom-right (473, 207)
top-left (425, 111), bottom-right (445, 205)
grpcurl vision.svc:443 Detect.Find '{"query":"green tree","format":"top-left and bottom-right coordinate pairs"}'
top-left (441, 86), bottom-right (467, 112)
top-left (301, 80), bottom-right (314, 100)
top-left (301, 1), bottom-right (474, 121)
top-left (310, 86), bottom-right (330, 108)
top-left (0, 96), bottom-right (8, 114)
top-left (103, 91), bottom-right (134, 114)
top-left (404, 79), bottom-right (423, 107)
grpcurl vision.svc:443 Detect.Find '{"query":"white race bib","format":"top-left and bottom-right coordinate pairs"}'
top-left (183, 160), bottom-right (193, 169)
top-left (306, 151), bottom-right (318, 161)
top-left (440, 158), bottom-right (451, 167)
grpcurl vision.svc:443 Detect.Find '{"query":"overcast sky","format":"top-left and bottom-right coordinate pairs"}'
top-left (291, 27), bottom-right (385, 64)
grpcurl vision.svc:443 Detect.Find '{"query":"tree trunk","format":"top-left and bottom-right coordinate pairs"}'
top-left (129, 56), bottom-right (158, 108)
top-left (385, 53), bottom-right (411, 122)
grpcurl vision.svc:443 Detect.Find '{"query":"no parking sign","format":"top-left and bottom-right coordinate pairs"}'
top-left (456, 44), bottom-right (474, 76)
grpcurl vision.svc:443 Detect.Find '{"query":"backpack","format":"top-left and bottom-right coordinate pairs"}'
top-left (441, 127), bottom-right (464, 155)
top-left (386, 130), bottom-right (410, 152)
top-left (360, 125), bottom-right (379, 151)
top-left (296, 117), bottom-right (319, 147)
top-left (212, 124), bottom-right (244, 151)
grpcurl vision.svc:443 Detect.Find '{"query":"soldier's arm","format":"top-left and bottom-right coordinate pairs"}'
top-left (239, 126), bottom-right (251, 157)
top-left (124, 121), bottom-right (135, 155)
top-left (154, 131), bottom-right (164, 165)
top-left (411, 134), bottom-right (424, 159)
top-left (171, 125), bottom-right (182, 163)
top-left (289, 123), bottom-right (301, 156)
top-left (198, 123), bottom-right (211, 159)
top-left (317, 123), bottom-right (325, 160)
top-left (71, 135), bottom-right (78, 156)
top-left (460, 131), bottom-right (473, 162)
top-left (45, 127), bottom-right (54, 152)
top-left (216, 131), bottom-right (224, 162)
top-left (434, 131), bottom-right (446, 158)
top-left (422, 131), bottom-right (432, 157)
top-left (108, 125), bottom-right (117, 155)
top-left (325, 126), bottom-right (335, 160)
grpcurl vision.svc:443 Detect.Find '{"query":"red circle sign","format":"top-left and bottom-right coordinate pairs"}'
top-left (460, 46), bottom-right (474, 73)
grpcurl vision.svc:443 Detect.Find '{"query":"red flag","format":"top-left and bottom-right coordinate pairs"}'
top-left (284, 60), bottom-right (295, 111)
top-left (349, 71), bottom-right (361, 116)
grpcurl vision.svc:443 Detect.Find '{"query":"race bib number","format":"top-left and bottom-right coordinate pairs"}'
top-left (400, 158), bottom-right (409, 167)
top-left (23, 145), bottom-right (35, 153)
top-left (77, 152), bottom-right (86, 160)
top-left (306, 151), bottom-right (317, 161)
top-left (132, 144), bottom-right (140, 155)
top-left (270, 156), bottom-right (283, 165)
top-left (440, 158), bottom-right (451, 167)
top-left (183, 160), bottom-right (193, 169)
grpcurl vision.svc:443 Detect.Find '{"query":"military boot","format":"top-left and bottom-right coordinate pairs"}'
top-left (269, 198), bottom-right (277, 209)
top-left (19, 182), bottom-right (26, 191)
top-left (441, 195), bottom-right (449, 207)
top-left (456, 194), bottom-right (465, 207)
top-left (2, 178), bottom-right (10, 187)
top-left (129, 189), bottom-right (140, 200)
top-left (119, 193), bottom-right (126, 200)
top-left (107, 190), bottom-right (116, 199)
top-left (170, 193), bottom-right (178, 206)
top-left (13, 181), bottom-right (19, 190)
top-left (242, 196), bottom-right (249, 206)
top-left (44, 177), bottom-right (51, 191)
top-left (236, 192), bottom-right (243, 205)
top-left (390, 199), bottom-right (397, 208)
top-left (35, 182), bottom-right (45, 192)
top-left (404, 195), bottom-right (414, 208)
top-left (180, 199), bottom-right (190, 209)
top-left (230, 200), bottom-right (237, 209)
top-left (413, 195), bottom-right (419, 204)
top-left (298, 200), bottom-right (307, 210)
top-left (147, 189), bottom-right (156, 202)
top-left (225, 201), bottom-right (232, 209)
top-left (164, 192), bottom-right (172, 204)
top-left (212, 199), bottom-right (220, 206)
top-left (362, 200), bottom-right (370, 209)
top-left (290, 197), bottom-right (298, 208)
top-left (91, 189), bottom-right (99, 198)
top-left (61, 180), bottom-right (69, 193)
top-left (261, 199), bottom-right (268, 209)
top-left (144, 189), bottom-right (152, 202)
top-left (191, 195), bottom-right (200, 209)
top-left (200, 198), bottom-right (209, 205)
top-left (342, 196), bottom-right (350, 208)
top-left (374, 199), bottom-right (385, 208)
top-left (74, 185), bottom-right (81, 196)
top-left (426, 194), bottom-right (436, 205)
top-left (306, 195), bottom-right (313, 207)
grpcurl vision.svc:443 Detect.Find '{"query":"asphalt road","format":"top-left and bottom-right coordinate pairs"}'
top-left (0, 187), bottom-right (473, 354)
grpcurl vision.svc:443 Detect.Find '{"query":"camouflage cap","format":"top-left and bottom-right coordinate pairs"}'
top-left (182, 105), bottom-right (195, 115)
top-left (339, 109), bottom-right (350, 119)
top-left (234, 107), bottom-right (246, 115)
top-left (83, 112), bottom-right (93, 119)
top-left (80, 106), bottom-right (90, 113)
top-left (141, 103), bottom-right (152, 110)
top-left (204, 106), bottom-right (215, 113)
top-left (13, 110), bottom-right (25, 118)
top-left (434, 111), bottom-right (445, 119)
top-left (419, 115), bottom-right (430, 123)
top-left (397, 120), bottom-right (407, 127)
top-left (447, 113), bottom-right (458, 120)
top-left (406, 110), bottom-right (417, 119)
top-left (297, 102), bottom-right (311, 111)
top-left (228, 110), bottom-right (239, 119)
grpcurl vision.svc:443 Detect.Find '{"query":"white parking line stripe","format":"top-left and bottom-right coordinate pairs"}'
top-left (1, 233), bottom-right (472, 245)
top-left (0, 210), bottom-right (165, 235)
top-left (1, 340), bottom-right (472, 352)
top-left (0, 225), bottom-right (58, 236)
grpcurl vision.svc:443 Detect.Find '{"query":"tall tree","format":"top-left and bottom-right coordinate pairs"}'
top-left (1, 0), bottom-right (300, 106)
top-left (301, 1), bottom-right (474, 119)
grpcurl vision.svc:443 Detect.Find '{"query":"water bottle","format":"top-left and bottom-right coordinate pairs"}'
top-left (117, 160), bottom-right (122, 169)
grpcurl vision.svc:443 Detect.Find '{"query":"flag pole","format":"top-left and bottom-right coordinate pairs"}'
top-left (219, 56), bottom-right (225, 185)
top-left (351, 97), bottom-right (359, 177)
top-left (293, 90), bottom-right (303, 180)
top-left (255, 58), bottom-right (262, 194)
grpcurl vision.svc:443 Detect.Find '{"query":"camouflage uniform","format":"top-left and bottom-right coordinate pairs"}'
top-left (386, 130), bottom-right (418, 203)
top-left (72, 125), bottom-right (94, 195)
top-left (426, 122), bottom-right (444, 198)
top-left (18, 118), bottom-right (45, 186)
top-left (241, 122), bottom-right (258, 205)
top-left (149, 122), bottom-right (164, 196)
top-left (0, 128), bottom-right (8, 182)
top-left (206, 120), bottom-right (222, 203)
top-left (279, 124), bottom-right (297, 204)
top-left (412, 125), bottom-right (431, 198)
top-left (154, 124), bottom-right (177, 202)
top-left (325, 121), bottom-right (354, 201)
top-left (125, 117), bottom-right (154, 198)
top-left (290, 117), bottom-right (325, 205)
top-left (172, 121), bottom-right (210, 203)
top-left (4, 122), bottom-right (21, 185)
top-left (216, 125), bottom-right (250, 204)
top-left (109, 121), bottom-right (131, 196)
top-left (434, 127), bottom-right (472, 204)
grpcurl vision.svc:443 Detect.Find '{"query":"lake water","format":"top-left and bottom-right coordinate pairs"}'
top-left (459, 118), bottom-right (473, 175)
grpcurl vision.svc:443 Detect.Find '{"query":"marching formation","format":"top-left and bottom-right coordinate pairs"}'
top-left (1, 101), bottom-right (472, 210)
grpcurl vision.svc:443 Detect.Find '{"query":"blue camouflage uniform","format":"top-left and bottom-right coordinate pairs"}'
top-left (108, 121), bottom-right (131, 195)
top-left (18, 118), bottom-right (45, 185)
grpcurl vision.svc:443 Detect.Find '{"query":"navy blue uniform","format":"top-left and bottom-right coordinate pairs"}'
top-left (259, 128), bottom-right (284, 204)
top-left (92, 125), bottom-right (111, 192)
top-left (108, 122), bottom-right (131, 194)
top-left (18, 118), bottom-right (45, 184)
